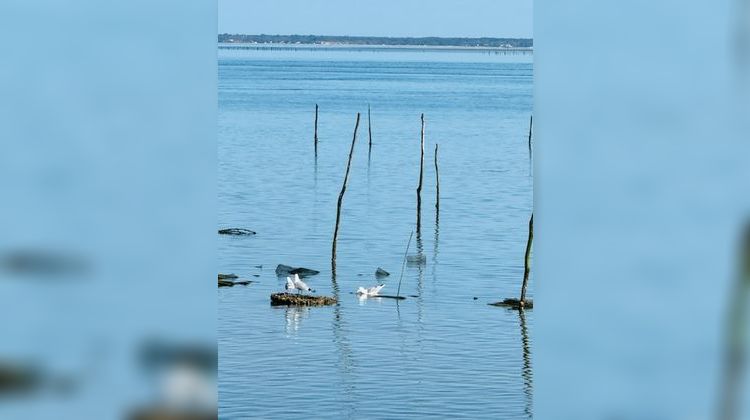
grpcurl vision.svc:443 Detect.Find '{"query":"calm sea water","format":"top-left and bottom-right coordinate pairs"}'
top-left (218, 46), bottom-right (533, 419)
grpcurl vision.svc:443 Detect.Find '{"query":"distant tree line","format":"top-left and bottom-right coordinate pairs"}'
top-left (218, 34), bottom-right (532, 48)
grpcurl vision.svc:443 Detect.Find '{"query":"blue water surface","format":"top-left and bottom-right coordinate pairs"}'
top-left (219, 46), bottom-right (533, 419)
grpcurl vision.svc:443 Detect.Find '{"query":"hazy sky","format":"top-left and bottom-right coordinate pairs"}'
top-left (218, 0), bottom-right (532, 38)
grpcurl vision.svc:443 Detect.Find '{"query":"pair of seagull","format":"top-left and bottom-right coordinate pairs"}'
top-left (285, 274), bottom-right (314, 294)
top-left (284, 274), bottom-right (386, 297)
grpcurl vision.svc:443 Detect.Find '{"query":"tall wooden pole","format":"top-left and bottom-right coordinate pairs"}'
top-left (434, 143), bottom-right (440, 213)
top-left (314, 104), bottom-right (319, 156)
top-left (527, 115), bottom-right (533, 156)
top-left (368, 104), bottom-right (372, 153)
top-left (331, 113), bottom-right (360, 265)
top-left (416, 114), bottom-right (425, 233)
top-left (519, 213), bottom-right (534, 305)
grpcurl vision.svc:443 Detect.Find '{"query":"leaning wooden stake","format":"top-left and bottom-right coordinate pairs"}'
top-left (527, 115), bottom-right (533, 156)
top-left (396, 230), bottom-right (414, 298)
top-left (314, 104), bottom-right (319, 155)
top-left (489, 213), bottom-right (534, 309)
top-left (519, 213), bottom-right (534, 304)
top-left (434, 143), bottom-right (440, 213)
top-left (368, 104), bottom-right (373, 152)
top-left (416, 114), bottom-right (425, 233)
top-left (331, 113), bottom-right (361, 264)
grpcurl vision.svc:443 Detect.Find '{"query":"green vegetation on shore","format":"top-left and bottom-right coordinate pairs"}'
top-left (218, 34), bottom-right (532, 48)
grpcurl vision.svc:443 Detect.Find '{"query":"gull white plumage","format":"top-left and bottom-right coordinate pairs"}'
top-left (285, 276), bottom-right (296, 293)
top-left (357, 283), bottom-right (385, 296)
top-left (292, 273), bottom-right (314, 293)
top-left (367, 284), bottom-right (386, 295)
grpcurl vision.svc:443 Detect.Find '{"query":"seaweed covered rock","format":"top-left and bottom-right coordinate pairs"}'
top-left (375, 267), bottom-right (390, 277)
top-left (218, 228), bottom-right (256, 236)
top-left (275, 264), bottom-right (320, 277)
top-left (270, 292), bottom-right (336, 306)
top-left (488, 298), bottom-right (533, 309)
top-left (218, 273), bottom-right (238, 280)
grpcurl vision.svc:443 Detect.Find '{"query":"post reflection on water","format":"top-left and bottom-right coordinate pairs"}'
top-left (518, 308), bottom-right (533, 419)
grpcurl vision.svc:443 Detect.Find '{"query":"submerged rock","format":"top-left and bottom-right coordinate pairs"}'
top-left (270, 292), bottom-right (336, 306)
top-left (275, 264), bottom-right (320, 277)
top-left (218, 228), bottom-right (256, 236)
top-left (375, 267), bottom-right (390, 277)
top-left (218, 273), bottom-right (238, 280)
top-left (488, 298), bottom-right (533, 309)
top-left (218, 278), bottom-right (252, 287)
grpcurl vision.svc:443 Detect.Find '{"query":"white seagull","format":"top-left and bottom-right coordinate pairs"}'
top-left (292, 274), bottom-right (314, 294)
top-left (357, 283), bottom-right (385, 296)
top-left (285, 276), bottom-right (296, 293)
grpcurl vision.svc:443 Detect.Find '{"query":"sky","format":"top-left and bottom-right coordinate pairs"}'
top-left (218, 0), bottom-right (532, 38)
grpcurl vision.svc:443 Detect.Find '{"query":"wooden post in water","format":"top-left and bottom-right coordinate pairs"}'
top-left (519, 213), bottom-right (534, 305)
top-left (416, 114), bottom-right (425, 233)
top-left (527, 115), bottom-right (533, 156)
top-left (489, 212), bottom-right (534, 309)
top-left (331, 113), bottom-right (360, 265)
top-left (368, 104), bottom-right (372, 153)
top-left (314, 104), bottom-right (319, 156)
top-left (434, 143), bottom-right (440, 213)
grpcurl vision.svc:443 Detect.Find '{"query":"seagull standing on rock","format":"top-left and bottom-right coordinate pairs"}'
top-left (285, 276), bottom-right (296, 294)
top-left (292, 274), bottom-right (314, 294)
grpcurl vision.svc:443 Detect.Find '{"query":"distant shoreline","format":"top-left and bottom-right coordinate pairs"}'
top-left (218, 34), bottom-right (533, 49)
top-left (218, 43), bottom-right (533, 55)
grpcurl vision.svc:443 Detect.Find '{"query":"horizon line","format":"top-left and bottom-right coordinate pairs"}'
top-left (218, 33), bottom-right (532, 40)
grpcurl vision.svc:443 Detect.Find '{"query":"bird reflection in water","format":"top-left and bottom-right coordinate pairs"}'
top-left (283, 306), bottom-right (310, 335)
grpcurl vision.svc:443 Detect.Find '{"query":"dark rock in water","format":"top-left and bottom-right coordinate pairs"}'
top-left (473, 297), bottom-right (478, 300)
top-left (130, 407), bottom-right (217, 420)
top-left (488, 298), bottom-right (533, 309)
top-left (291, 267), bottom-right (320, 277)
top-left (218, 277), bottom-right (252, 287)
top-left (252, 274), bottom-right (260, 277)
top-left (375, 267), bottom-right (390, 277)
top-left (275, 264), bottom-right (320, 277)
top-left (218, 228), bottom-right (256, 236)
top-left (275, 264), bottom-right (294, 275)
top-left (218, 273), bottom-right (238, 280)
top-left (270, 292), bottom-right (336, 306)
top-left (406, 254), bottom-right (426, 265)
top-left (0, 361), bottom-right (42, 394)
